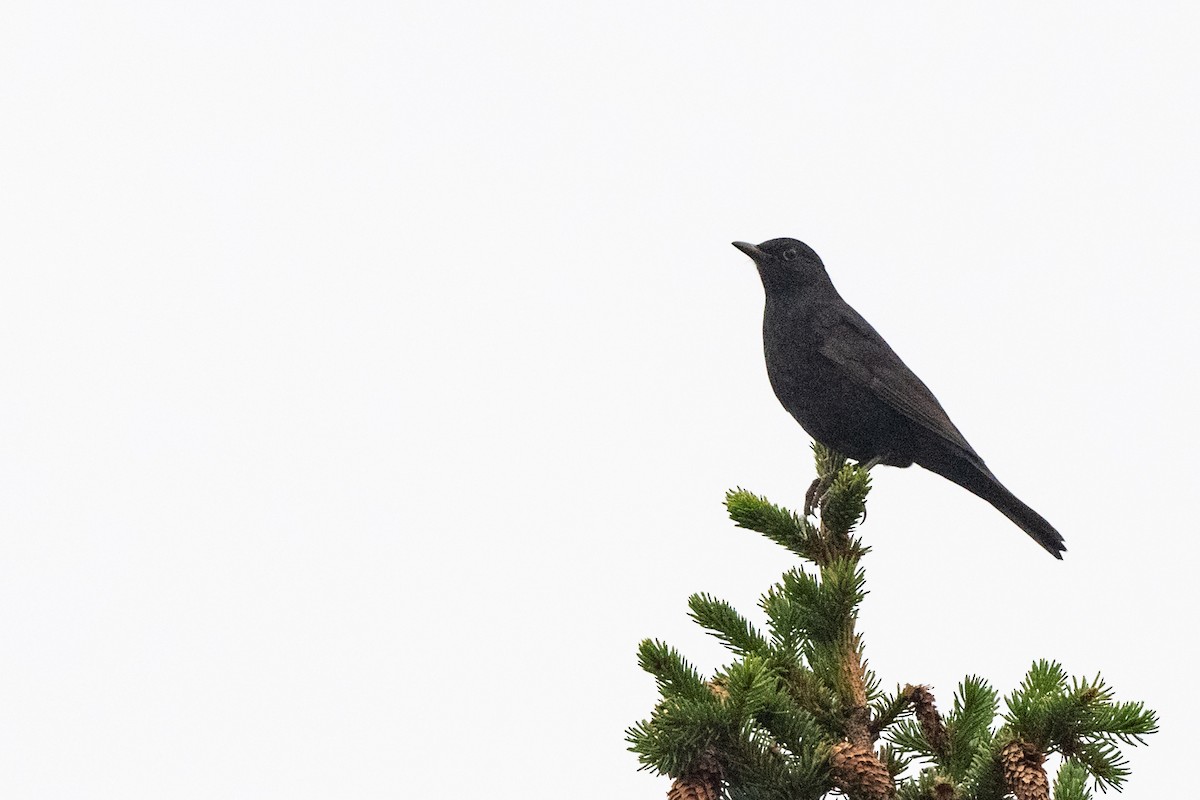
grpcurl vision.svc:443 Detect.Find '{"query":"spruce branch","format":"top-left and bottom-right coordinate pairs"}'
top-left (819, 461), bottom-right (872, 538)
top-left (688, 593), bottom-right (770, 659)
top-left (888, 719), bottom-right (935, 761)
top-left (812, 441), bottom-right (849, 482)
top-left (870, 686), bottom-right (916, 740)
top-left (962, 738), bottom-right (1007, 800)
top-left (638, 639), bottom-right (712, 703)
top-left (631, 448), bottom-right (1158, 799)
top-left (1001, 661), bottom-right (1158, 793)
top-left (726, 487), bottom-right (826, 562)
top-left (773, 561), bottom-right (865, 645)
top-left (627, 695), bottom-right (731, 778)
top-left (1051, 760), bottom-right (1092, 800)
top-left (944, 677), bottom-right (1000, 781)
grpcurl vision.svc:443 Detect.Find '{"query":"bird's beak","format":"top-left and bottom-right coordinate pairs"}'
top-left (732, 241), bottom-right (765, 261)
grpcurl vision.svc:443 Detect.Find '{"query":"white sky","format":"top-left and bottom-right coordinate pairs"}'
top-left (2, 2), bottom-right (1198, 797)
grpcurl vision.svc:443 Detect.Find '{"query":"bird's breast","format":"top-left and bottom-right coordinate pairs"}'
top-left (761, 301), bottom-right (908, 462)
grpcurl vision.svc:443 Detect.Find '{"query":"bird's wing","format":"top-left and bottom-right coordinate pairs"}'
top-left (816, 306), bottom-right (982, 461)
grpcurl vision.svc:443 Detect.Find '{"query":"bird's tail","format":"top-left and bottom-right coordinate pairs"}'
top-left (925, 457), bottom-right (1067, 559)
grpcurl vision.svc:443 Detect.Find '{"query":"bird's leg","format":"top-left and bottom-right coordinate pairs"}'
top-left (810, 475), bottom-right (841, 518)
top-left (847, 455), bottom-right (886, 523)
top-left (809, 454), bottom-right (886, 519)
top-left (859, 455), bottom-right (885, 471)
top-left (804, 477), bottom-right (823, 517)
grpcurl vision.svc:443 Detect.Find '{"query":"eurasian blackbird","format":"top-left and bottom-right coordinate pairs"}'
top-left (733, 237), bottom-right (1066, 558)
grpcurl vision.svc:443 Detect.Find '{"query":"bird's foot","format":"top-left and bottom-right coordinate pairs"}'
top-left (804, 477), bottom-right (823, 517)
top-left (851, 456), bottom-right (887, 523)
top-left (808, 454), bottom-right (882, 519)
top-left (817, 485), bottom-right (835, 517)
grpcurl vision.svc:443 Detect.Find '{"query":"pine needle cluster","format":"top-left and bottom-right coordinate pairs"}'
top-left (627, 445), bottom-right (1157, 800)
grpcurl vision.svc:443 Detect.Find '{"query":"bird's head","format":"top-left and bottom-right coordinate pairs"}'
top-left (732, 238), bottom-right (829, 295)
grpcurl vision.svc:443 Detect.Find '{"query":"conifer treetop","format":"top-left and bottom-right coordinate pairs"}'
top-left (628, 445), bottom-right (1157, 800)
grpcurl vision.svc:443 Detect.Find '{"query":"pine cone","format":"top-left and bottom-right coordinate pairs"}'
top-left (829, 741), bottom-right (895, 800)
top-left (999, 740), bottom-right (1049, 800)
top-left (666, 777), bottom-right (718, 800)
top-left (905, 684), bottom-right (948, 756)
top-left (667, 747), bottom-right (722, 800)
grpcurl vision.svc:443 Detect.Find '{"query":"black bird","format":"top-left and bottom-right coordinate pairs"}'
top-left (733, 237), bottom-right (1066, 558)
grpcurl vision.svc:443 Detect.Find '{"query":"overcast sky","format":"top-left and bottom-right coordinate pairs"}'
top-left (3, 2), bottom-right (1198, 798)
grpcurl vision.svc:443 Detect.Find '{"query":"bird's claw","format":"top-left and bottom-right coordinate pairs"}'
top-left (853, 456), bottom-right (884, 521)
top-left (804, 477), bottom-right (823, 517)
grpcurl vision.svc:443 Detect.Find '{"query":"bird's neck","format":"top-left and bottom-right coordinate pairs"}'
top-left (763, 276), bottom-right (840, 310)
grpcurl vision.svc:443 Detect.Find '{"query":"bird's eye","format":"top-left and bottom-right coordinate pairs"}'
top-left (782, 249), bottom-right (798, 261)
